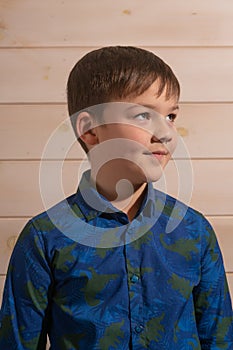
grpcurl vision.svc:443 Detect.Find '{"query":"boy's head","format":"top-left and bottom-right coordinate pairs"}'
top-left (67, 46), bottom-right (180, 153)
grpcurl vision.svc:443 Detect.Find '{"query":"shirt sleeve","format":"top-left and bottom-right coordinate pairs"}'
top-left (193, 216), bottom-right (233, 349)
top-left (0, 220), bottom-right (53, 349)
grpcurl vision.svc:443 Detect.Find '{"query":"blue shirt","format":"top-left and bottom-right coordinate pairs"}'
top-left (0, 171), bottom-right (233, 349)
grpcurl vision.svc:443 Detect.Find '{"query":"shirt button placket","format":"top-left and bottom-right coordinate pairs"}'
top-left (125, 235), bottom-right (145, 347)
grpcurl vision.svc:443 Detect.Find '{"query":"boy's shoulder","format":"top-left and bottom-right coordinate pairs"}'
top-left (28, 192), bottom-right (82, 234)
top-left (152, 187), bottom-right (213, 235)
top-left (29, 186), bottom-right (210, 236)
top-left (153, 187), bottom-right (204, 220)
top-left (17, 187), bottom-right (216, 254)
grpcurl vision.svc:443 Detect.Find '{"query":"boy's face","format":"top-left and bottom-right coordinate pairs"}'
top-left (86, 81), bottom-right (179, 186)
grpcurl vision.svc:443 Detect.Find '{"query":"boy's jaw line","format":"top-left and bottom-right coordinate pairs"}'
top-left (92, 166), bottom-right (147, 201)
top-left (88, 143), bottom-right (171, 203)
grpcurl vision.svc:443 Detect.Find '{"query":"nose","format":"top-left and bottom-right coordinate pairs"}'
top-left (150, 116), bottom-right (173, 144)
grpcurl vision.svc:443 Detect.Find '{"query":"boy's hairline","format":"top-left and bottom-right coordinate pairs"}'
top-left (70, 82), bottom-right (180, 121)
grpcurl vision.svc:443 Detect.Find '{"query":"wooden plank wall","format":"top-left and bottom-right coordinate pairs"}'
top-left (1, 0), bottom-right (233, 308)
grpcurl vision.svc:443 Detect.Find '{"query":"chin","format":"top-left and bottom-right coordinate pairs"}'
top-left (135, 168), bottom-right (163, 185)
top-left (151, 167), bottom-right (166, 182)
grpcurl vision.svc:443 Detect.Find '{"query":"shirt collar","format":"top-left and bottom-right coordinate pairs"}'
top-left (75, 170), bottom-right (155, 223)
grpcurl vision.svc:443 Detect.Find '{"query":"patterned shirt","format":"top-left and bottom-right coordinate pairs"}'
top-left (0, 171), bottom-right (233, 349)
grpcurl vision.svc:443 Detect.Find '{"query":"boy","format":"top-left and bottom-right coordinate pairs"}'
top-left (0, 46), bottom-right (232, 349)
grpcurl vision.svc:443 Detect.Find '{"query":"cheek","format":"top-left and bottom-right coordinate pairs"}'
top-left (98, 125), bottom-right (130, 141)
top-left (126, 129), bottom-right (151, 146)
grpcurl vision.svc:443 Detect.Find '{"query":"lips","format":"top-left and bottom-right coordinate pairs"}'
top-left (144, 149), bottom-right (168, 156)
top-left (143, 149), bottom-right (169, 162)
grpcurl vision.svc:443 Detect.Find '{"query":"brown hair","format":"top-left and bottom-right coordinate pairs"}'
top-left (67, 46), bottom-right (180, 152)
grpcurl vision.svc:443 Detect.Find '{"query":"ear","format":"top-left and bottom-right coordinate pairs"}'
top-left (76, 111), bottom-right (98, 146)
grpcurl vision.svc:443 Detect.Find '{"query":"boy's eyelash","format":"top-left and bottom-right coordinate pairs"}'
top-left (166, 113), bottom-right (177, 122)
top-left (133, 112), bottom-right (151, 120)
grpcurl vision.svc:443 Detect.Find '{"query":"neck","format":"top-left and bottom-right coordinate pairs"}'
top-left (119, 183), bottom-right (147, 221)
top-left (90, 168), bottom-right (147, 221)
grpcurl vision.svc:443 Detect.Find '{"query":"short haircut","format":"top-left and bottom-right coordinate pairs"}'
top-left (67, 46), bottom-right (180, 153)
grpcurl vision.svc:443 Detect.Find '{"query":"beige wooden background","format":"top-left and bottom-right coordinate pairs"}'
top-left (0, 0), bottom-right (233, 308)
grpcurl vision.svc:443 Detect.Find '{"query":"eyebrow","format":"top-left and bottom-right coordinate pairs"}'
top-left (126, 103), bottom-right (179, 112)
top-left (143, 103), bottom-right (180, 111)
top-left (171, 105), bottom-right (179, 111)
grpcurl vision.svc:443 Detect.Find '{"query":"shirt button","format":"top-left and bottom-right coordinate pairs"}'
top-left (127, 228), bottom-right (133, 234)
top-left (135, 325), bottom-right (144, 334)
top-left (131, 274), bottom-right (139, 283)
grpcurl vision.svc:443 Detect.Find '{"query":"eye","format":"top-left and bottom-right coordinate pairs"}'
top-left (133, 112), bottom-right (151, 121)
top-left (166, 113), bottom-right (177, 122)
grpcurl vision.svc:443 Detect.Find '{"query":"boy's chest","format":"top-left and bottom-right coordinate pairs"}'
top-left (50, 231), bottom-right (201, 315)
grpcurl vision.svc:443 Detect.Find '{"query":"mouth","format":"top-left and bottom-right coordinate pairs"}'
top-left (143, 150), bottom-right (169, 161)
